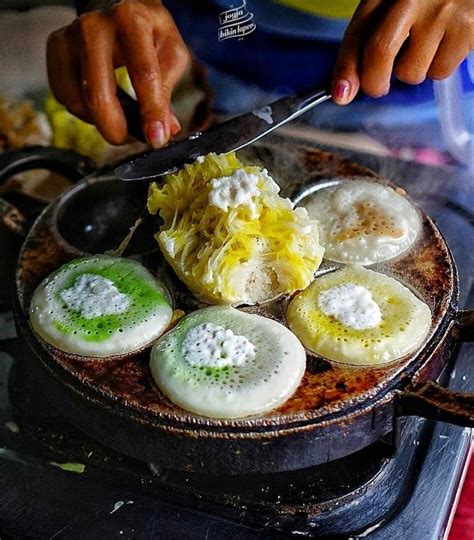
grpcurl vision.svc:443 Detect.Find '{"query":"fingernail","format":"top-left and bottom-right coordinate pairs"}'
top-left (334, 80), bottom-right (351, 102)
top-left (146, 121), bottom-right (166, 148)
top-left (170, 112), bottom-right (181, 135)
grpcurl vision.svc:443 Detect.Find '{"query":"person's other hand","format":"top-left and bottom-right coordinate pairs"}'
top-left (47, 0), bottom-right (190, 146)
top-left (332, 0), bottom-right (474, 104)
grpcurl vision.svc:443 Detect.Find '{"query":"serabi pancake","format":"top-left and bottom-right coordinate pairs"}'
top-left (301, 180), bottom-right (421, 265)
top-left (150, 306), bottom-right (306, 418)
top-left (287, 266), bottom-right (431, 365)
top-left (147, 152), bottom-right (324, 305)
top-left (30, 255), bottom-right (173, 357)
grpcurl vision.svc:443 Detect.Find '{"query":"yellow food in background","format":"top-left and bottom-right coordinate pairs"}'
top-left (45, 94), bottom-right (104, 159)
top-left (44, 67), bottom-right (146, 166)
top-left (147, 152), bottom-right (324, 305)
top-left (0, 97), bottom-right (51, 150)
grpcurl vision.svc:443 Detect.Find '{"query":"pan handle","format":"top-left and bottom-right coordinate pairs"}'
top-left (0, 146), bottom-right (95, 237)
top-left (397, 308), bottom-right (474, 426)
top-left (397, 381), bottom-right (474, 427)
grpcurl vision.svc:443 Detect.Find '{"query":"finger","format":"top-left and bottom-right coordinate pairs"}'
top-left (79, 14), bottom-right (128, 145)
top-left (428, 31), bottom-right (470, 80)
top-left (159, 40), bottom-right (190, 95)
top-left (332, 33), bottom-right (360, 105)
top-left (394, 24), bottom-right (445, 85)
top-left (159, 40), bottom-right (190, 136)
top-left (47, 28), bottom-right (90, 122)
top-left (360, 1), bottom-right (416, 97)
top-left (332, 0), bottom-right (383, 105)
top-left (119, 21), bottom-right (171, 148)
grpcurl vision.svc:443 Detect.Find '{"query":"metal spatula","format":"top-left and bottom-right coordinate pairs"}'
top-left (114, 87), bottom-right (331, 182)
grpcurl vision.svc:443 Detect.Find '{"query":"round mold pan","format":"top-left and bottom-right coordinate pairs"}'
top-left (11, 142), bottom-right (472, 475)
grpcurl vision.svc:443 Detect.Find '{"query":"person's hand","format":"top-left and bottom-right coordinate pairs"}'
top-left (47, 0), bottom-right (190, 147)
top-left (332, 0), bottom-right (474, 104)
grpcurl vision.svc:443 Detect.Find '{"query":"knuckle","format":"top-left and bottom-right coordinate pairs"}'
top-left (113, 0), bottom-right (147, 25)
top-left (134, 67), bottom-right (160, 85)
top-left (438, 1), bottom-right (457, 19)
top-left (112, 0), bottom-right (134, 14)
top-left (366, 32), bottom-right (394, 59)
top-left (78, 11), bottom-right (101, 34)
top-left (69, 18), bottom-right (81, 38)
top-left (79, 14), bottom-right (111, 52)
top-left (460, 10), bottom-right (474, 30)
top-left (84, 88), bottom-right (113, 110)
top-left (334, 60), bottom-right (356, 78)
top-left (161, 81), bottom-right (173, 100)
top-left (174, 45), bottom-right (191, 68)
top-left (112, 0), bottom-right (132, 18)
top-left (340, 28), bottom-right (360, 50)
top-left (47, 29), bottom-right (61, 47)
top-left (47, 27), bottom-right (69, 51)
top-left (393, 0), bottom-right (414, 7)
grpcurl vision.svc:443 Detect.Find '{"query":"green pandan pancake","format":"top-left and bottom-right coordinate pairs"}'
top-left (150, 306), bottom-right (306, 419)
top-left (30, 255), bottom-right (172, 357)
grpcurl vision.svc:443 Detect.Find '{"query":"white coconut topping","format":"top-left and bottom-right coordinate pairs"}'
top-left (209, 169), bottom-right (260, 216)
top-left (59, 273), bottom-right (130, 319)
top-left (162, 236), bottom-right (176, 257)
top-left (318, 283), bottom-right (382, 330)
top-left (182, 322), bottom-right (256, 368)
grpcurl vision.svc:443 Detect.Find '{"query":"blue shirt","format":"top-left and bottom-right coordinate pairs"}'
top-left (74, 0), bottom-right (474, 140)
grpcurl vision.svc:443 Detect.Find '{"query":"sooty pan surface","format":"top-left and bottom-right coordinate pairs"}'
top-left (15, 143), bottom-right (455, 433)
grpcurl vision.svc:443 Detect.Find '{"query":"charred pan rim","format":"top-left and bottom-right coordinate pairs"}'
top-left (13, 144), bottom-right (458, 438)
top-left (49, 173), bottom-right (150, 258)
top-left (16, 291), bottom-right (457, 439)
top-left (15, 205), bottom-right (457, 436)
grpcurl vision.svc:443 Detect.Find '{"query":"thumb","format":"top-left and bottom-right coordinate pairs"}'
top-left (332, 0), bottom-right (382, 104)
top-left (332, 25), bottom-right (362, 105)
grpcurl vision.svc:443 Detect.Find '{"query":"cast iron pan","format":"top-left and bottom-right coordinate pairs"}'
top-left (1, 143), bottom-right (473, 475)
